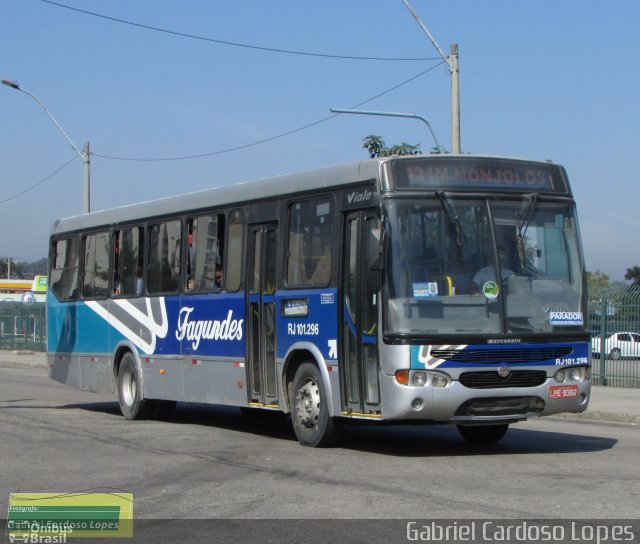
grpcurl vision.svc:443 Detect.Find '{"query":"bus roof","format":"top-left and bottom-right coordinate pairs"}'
top-left (51, 158), bottom-right (384, 236)
top-left (50, 154), bottom-right (567, 236)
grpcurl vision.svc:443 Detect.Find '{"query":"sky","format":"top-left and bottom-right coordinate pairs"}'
top-left (1, 0), bottom-right (639, 280)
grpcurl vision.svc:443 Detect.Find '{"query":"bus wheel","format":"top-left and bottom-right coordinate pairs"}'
top-left (117, 353), bottom-right (154, 420)
top-left (457, 424), bottom-right (509, 444)
top-left (291, 362), bottom-right (341, 447)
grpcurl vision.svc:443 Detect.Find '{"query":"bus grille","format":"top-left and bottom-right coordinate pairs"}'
top-left (460, 370), bottom-right (547, 389)
top-left (431, 346), bottom-right (572, 364)
top-left (455, 396), bottom-right (545, 417)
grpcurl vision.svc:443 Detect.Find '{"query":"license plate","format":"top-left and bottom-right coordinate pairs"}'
top-left (548, 385), bottom-right (579, 399)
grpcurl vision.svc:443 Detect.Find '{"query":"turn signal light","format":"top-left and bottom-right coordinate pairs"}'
top-left (395, 369), bottom-right (410, 385)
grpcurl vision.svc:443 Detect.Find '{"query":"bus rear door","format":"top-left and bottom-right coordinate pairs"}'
top-left (246, 224), bottom-right (279, 408)
top-left (342, 210), bottom-right (381, 416)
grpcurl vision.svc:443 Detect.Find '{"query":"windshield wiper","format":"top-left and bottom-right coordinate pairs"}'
top-left (435, 191), bottom-right (467, 264)
top-left (515, 192), bottom-right (539, 270)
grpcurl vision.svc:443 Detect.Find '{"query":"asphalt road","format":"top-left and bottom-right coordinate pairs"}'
top-left (1, 364), bottom-right (639, 542)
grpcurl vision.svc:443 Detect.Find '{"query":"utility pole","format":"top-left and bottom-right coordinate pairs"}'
top-left (402, 0), bottom-right (461, 154)
top-left (450, 44), bottom-right (461, 154)
top-left (83, 142), bottom-right (91, 213)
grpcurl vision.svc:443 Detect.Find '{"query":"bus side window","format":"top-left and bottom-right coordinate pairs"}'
top-left (82, 231), bottom-right (110, 299)
top-left (225, 209), bottom-right (244, 292)
top-left (287, 197), bottom-right (333, 287)
top-left (148, 219), bottom-right (181, 294)
top-left (113, 226), bottom-right (144, 296)
top-left (50, 237), bottom-right (80, 300)
top-left (186, 213), bottom-right (225, 292)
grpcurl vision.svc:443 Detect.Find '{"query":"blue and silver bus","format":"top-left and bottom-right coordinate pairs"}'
top-left (47, 155), bottom-right (591, 446)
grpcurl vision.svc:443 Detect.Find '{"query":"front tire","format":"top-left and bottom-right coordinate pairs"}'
top-left (290, 362), bottom-right (341, 447)
top-left (609, 348), bottom-right (621, 360)
top-left (457, 424), bottom-right (509, 444)
top-left (117, 352), bottom-right (155, 420)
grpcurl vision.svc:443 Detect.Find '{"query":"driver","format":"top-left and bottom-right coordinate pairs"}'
top-left (470, 246), bottom-right (515, 294)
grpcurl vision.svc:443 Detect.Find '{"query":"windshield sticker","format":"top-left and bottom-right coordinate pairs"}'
top-left (550, 311), bottom-right (584, 326)
top-left (482, 281), bottom-right (499, 299)
top-left (413, 282), bottom-right (439, 298)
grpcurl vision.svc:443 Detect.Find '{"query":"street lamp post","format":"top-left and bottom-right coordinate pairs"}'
top-left (330, 107), bottom-right (444, 153)
top-left (2, 79), bottom-right (91, 213)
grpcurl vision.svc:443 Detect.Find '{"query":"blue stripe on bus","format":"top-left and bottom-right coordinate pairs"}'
top-left (47, 288), bottom-right (340, 361)
top-left (410, 342), bottom-right (589, 369)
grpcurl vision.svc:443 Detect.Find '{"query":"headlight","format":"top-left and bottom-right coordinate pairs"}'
top-left (569, 368), bottom-right (583, 381)
top-left (412, 371), bottom-right (428, 387)
top-left (431, 374), bottom-right (449, 388)
top-left (397, 370), bottom-right (451, 387)
top-left (555, 366), bottom-right (589, 383)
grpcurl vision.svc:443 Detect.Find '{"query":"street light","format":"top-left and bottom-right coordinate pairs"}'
top-left (2, 79), bottom-right (91, 213)
top-left (330, 107), bottom-right (444, 154)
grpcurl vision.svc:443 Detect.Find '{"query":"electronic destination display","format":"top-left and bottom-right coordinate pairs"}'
top-left (392, 157), bottom-right (569, 194)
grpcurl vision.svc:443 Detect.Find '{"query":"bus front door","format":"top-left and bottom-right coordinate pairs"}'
top-left (246, 224), bottom-right (279, 409)
top-left (342, 210), bottom-right (381, 416)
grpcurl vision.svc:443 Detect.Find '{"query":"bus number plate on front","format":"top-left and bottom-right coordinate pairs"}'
top-left (548, 385), bottom-right (579, 399)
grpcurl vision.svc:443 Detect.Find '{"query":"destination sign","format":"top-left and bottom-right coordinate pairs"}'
top-left (391, 157), bottom-right (568, 193)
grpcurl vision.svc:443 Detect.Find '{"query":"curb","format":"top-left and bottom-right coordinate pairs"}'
top-left (552, 411), bottom-right (640, 425)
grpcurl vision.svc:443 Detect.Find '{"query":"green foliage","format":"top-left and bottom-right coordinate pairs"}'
top-left (362, 135), bottom-right (386, 158)
top-left (586, 270), bottom-right (611, 292)
top-left (624, 265), bottom-right (640, 284)
top-left (362, 135), bottom-right (421, 158)
top-left (0, 258), bottom-right (22, 278)
top-left (0, 257), bottom-right (47, 278)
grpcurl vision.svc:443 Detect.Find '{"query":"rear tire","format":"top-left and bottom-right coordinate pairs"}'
top-left (291, 362), bottom-right (341, 447)
top-left (117, 352), bottom-right (155, 420)
top-left (609, 348), bottom-right (621, 360)
top-left (457, 424), bottom-right (509, 444)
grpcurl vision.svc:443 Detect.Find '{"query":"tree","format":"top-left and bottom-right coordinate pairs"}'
top-left (0, 258), bottom-right (23, 278)
top-left (624, 266), bottom-right (640, 284)
top-left (586, 270), bottom-right (611, 292)
top-left (21, 258), bottom-right (48, 276)
top-left (0, 257), bottom-right (47, 279)
top-left (362, 135), bottom-right (386, 158)
top-left (362, 135), bottom-right (421, 158)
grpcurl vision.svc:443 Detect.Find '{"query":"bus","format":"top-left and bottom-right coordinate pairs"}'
top-left (47, 155), bottom-right (591, 446)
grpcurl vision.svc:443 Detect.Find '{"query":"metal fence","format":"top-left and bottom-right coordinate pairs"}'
top-left (588, 284), bottom-right (640, 388)
top-left (0, 301), bottom-right (46, 352)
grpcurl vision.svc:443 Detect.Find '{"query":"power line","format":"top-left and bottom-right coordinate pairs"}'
top-left (39, 0), bottom-right (440, 62)
top-left (0, 155), bottom-right (78, 205)
top-left (94, 61), bottom-right (446, 162)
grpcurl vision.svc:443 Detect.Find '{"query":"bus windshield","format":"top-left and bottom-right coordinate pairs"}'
top-left (383, 196), bottom-right (585, 336)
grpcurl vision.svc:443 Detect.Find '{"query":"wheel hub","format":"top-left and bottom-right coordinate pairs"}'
top-left (296, 378), bottom-right (320, 429)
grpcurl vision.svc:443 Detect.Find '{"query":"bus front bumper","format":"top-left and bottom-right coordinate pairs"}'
top-left (376, 371), bottom-right (591, 423)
